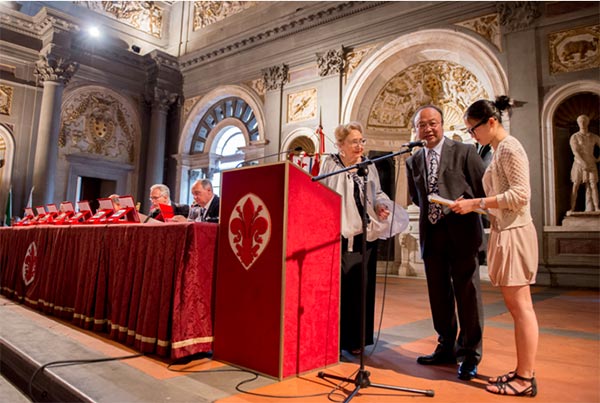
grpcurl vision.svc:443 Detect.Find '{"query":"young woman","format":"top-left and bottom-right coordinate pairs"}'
top-left (451, 96), bottom-right (539, 397)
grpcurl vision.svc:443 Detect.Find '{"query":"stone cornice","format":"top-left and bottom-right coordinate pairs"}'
top-left (179, 1), bottom-right (385, 70)
top-left (0, 7), bottom-right (79, 40)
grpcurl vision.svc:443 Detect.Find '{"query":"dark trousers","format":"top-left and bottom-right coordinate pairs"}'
top-left (423, 219), bottom-right (484, 363)
top-left (340, 234), bottom-right (378, 352)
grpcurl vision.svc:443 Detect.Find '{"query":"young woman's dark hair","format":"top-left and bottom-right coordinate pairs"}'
top-left (464, 95), bottom-right (513, 123)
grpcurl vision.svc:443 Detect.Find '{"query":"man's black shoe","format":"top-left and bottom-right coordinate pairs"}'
top-left (416, 351), bottom-right (456, 365)
top-left (457, 359), bottom-right (478, 380)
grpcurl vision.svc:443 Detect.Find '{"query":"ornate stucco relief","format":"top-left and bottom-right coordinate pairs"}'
top-left (549, 25), bottom-right (599, 74)
top-left (183, 95), bottom-right (203, 119)
top-left (74, 1), bottom-right (163, 38)
top-left (245, 78), bottom-right (266, 100)
top-left (59, 90), bottom-right (137, 163)
top-left (0, 85), bottom-right (13, 115)
top-left (193, 1), bottom-right (256, 31)
top-left (287, 88), bottom-right (317, 123)
top-left (456, 13), bottom-right (502, 51)
top-left (367, 61), bottom-right (488, 135)
top-left (262, 64), bottom-right (289, 91)
top-left (497, 1), bottom-right (541, 33)
top-left (345, 45), bottom-right (377, 83)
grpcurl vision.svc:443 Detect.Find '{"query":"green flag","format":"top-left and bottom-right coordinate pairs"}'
top-left (4, 186), bottom-right (11, 226)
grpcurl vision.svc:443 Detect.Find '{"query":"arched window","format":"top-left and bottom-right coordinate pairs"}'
top-left (185, 97), bottom-right (255, 204)
top-left (211, 126), bottom-right (245, 196)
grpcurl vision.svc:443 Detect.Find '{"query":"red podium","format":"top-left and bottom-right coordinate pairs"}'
top-left (214, 161), bottom-right (341, 379)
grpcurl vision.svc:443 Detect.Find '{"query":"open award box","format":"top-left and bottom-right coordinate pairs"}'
top-left (107, 195), bottom-right (140, 223)
top-left (53, 201), bottom-right (75, 224)
top-left (37, 204), bottom-right (59, 224)
top-left (68, 201), bottom-right (93, 224)
top-left (15, 207), bottom-right (36, 226)
top-left (87, 198), bottom-right (114, 224)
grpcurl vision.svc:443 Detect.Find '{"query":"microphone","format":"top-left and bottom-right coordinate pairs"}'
top-left (402, 140), bottom-right (427, 148)
top-left (236, 146), bottom-right (303, 167)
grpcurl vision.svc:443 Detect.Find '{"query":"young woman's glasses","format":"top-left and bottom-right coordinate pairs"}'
top-left (467, 118), bottom-right (488, 136)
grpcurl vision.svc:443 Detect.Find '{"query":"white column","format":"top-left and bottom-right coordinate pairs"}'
top-left (32, 55), bottom-right (78, 206)
top-left (144, 88), bottom-right (177, 198)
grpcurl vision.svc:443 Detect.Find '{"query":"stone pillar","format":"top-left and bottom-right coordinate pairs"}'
top-left (261, 64), bottom-right (289, 155)
top-left (32, 53), bottom-right (78, 206)
top-left (144, 87), bottom-right (178, 196)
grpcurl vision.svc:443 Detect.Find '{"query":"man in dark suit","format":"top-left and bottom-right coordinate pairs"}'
top-left (405, 105), bottom-right (486, 381)
top-left (188, 179), bottom-right (220, 223)
top-left (148, 184), bottom-right (189, 221)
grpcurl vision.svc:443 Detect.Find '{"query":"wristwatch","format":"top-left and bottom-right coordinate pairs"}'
top-left (479, 198), bottom-right (486, 209)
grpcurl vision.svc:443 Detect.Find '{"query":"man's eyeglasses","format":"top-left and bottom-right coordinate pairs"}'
top-left (416, 120), bottom-right (441, 130)
top-left (149, 196), bottom-right (163, 201)
top-left (348, 138), bottom-right (367, 147)
top-left (467, 118), bottom-right (488, 136)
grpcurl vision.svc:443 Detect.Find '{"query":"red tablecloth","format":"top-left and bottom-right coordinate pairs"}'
top-left (0, 222), bottom-right (217, 359)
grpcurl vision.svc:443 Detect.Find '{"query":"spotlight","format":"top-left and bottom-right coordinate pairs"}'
top-left (131, 45), bottom-right (141, 54)
top-left (88, 26), bottom-right (101, 38)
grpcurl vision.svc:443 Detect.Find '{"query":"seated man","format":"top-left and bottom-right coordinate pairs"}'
top-left (148, 184), bottom-right (189, 222)
top-left (187, 179), bottom-right (220, 223)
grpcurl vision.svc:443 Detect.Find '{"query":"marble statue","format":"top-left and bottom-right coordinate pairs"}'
top-left (569, 114), bottom-right (600, 213)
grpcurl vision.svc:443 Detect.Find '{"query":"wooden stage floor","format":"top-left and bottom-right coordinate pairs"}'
top-left (1, 276), bottom-right (598, 402)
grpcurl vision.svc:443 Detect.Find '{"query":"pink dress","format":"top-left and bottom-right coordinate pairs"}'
top-left (483, 136), bottom-right (538, 286)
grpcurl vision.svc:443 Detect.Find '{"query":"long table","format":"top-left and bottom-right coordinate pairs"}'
top-left (0, 222), bottom-right (217, 359)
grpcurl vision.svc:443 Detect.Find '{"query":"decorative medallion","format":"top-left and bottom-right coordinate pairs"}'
top-left (22, 241), bottom-right (37, 286)
top-left (59, 90), bottom-right (137, 162)
top-left (228, 193), bottom-right (271, 270)
top-left (0, 85), bottom-right (13, 115)
top-left (287, 88), bottom-right (317, 123)
top-left (549, 25), bottom-right (599, 74)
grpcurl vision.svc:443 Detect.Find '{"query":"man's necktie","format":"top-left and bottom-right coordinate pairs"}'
top-left (427, 149), bottom-right (442, 224)
top-left (199, 207), bottom-right (206, 221)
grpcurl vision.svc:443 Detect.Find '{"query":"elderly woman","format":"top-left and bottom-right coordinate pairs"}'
top-left (320, 121), bottom-right (407, 356)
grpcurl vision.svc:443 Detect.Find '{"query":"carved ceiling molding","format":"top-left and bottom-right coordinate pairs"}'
top-left (496, 1), bottom-right (542, 33)
top-left (455, 13), bottom-right (502, 51)
top-left (180, 1), bottom-right (385, 69)
top-left (366, 60), bottom-right (489, 133)
top-left (74, 1), bottom-right (163, 38)
top-left (0, 11), bottom-right (79, 39)
top-left (549, 24), bottom-right (600, 75)
top-left (193, 1), bottom-right (256, 31)
top-left (59, 88), bottom-right (138, 163)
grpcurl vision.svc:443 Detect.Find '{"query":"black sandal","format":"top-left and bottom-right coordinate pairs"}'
top-left (487, 373), bottom-right (537, 397)
top-left (488, 370), bottom-right (516, 384)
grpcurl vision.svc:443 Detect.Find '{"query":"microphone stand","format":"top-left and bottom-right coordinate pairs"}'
top-left (312, 146), bottom-right (434, 402)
